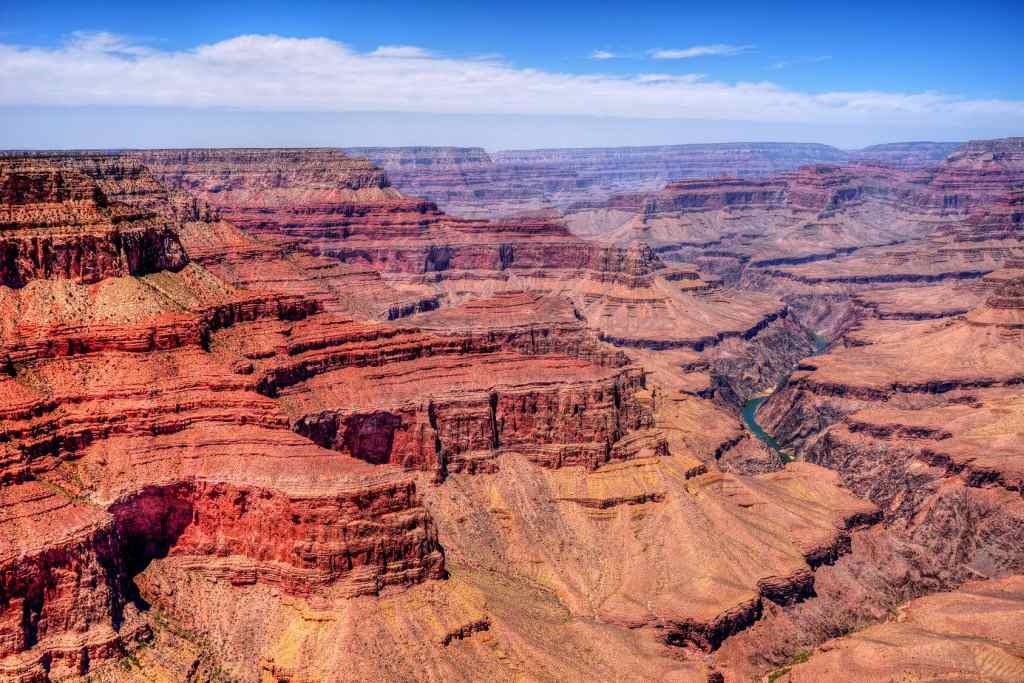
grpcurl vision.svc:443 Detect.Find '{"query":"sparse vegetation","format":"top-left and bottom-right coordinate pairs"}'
top-left (766, 650), bottom-right (812, 682)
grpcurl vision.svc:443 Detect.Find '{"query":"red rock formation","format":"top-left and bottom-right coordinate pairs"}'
top-left (6, 139), bottom-right (1023, 683)
top-left (135, 145), bottom-right (806, 418)
top-left (345, 142), bottom-right (959, 218)
top-left (700, 271), bottom-right (1024, 680)
top-left (547, 138), bottom-right (1024, 681)
top-left (929, 136), bottom-right (1024, 210)
top-left (566, 138), bottom-right (1024, 341)
top-left (0, 482), bottom-right (142, 681)
top-left (8, 149), bottom-right (819, 412)
top-left (766, 575), bottom-right (1024, 682)
top-left (135, 148), bottom-right (671, 292)
top-left (0, 156), bottom-right (455, 680)
top-left (0, 158), bottom-right (188, 287)
top-left (345, 143), bottom-right (846, 218)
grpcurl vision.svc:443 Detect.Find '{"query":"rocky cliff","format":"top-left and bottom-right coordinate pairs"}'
top-left (135, 147), bottom-right (811, 418)
top-left (348, 141), bottom-right (958, 218)
top-left (3, 140), bottom-right (1022, 683)
top-left (1, 158), bottom-right (188, 287)
top-left (0, 156), bottom-right (450, 680)
top-left (566, 138), bottom-right (1024, 340)
top-left (555, 138), bottom-right (1024, 681)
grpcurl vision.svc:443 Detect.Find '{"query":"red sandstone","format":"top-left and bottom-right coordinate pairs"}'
top-left (1, 139), bottom-right (1023, 682)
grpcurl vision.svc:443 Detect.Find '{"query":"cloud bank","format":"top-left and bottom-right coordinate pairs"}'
top-left (1, 32), bottom-right (1022, 129)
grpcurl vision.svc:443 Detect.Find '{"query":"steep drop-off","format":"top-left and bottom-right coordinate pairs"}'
top-left (4, 139), bottom-right (1023, 683)
top-left (348, 141), bottom-right (959, 218)
top-left (0, 151), bottom-right (886, 683)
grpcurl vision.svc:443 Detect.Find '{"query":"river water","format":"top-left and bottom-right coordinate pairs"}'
top-left (741, 332), bottom-right (828, 461)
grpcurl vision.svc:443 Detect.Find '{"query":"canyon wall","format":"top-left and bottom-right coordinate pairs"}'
top-left (0, 151), bottom-right (802, 682)
top-left (347, 141), bottom-right (959, 217)
top-left (2, 139), bottom-right (1022, 683)
top-left (566, 138), bottom-right (1024, 337)
top-left (552, 137), bottom-right (1024, 680)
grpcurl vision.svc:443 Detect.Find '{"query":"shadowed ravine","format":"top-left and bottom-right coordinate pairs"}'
top-left (741, 332), bottom-right (828, 460)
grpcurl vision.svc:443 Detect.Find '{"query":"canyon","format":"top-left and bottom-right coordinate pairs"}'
top-left (346, 141), bottom-right (960, 218)
top-left (0, 136), bottom-right (1021, 682)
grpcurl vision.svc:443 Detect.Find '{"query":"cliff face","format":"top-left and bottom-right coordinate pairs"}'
top-left (349, 142), bottom-right (958, 218)
top-left (0, 156), bottom-right (454, 681)
top-left (746, 141), bottom-right (1024, 338)
top-left (0, 158), bottom-right (188, 287)
top-left (929, 137), bottom-right (1024, 208)
top-left (137, 148), bottom-right (667, 286)
top-left (135, 146), bottom-right (811, 414)
top-left (565, 138), bottom-right (1024, 341)
top-left (4, 139), bottom-right (1023, 683)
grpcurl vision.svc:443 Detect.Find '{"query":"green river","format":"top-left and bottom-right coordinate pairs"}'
top-left (740, 332), bottom-right (828, 461)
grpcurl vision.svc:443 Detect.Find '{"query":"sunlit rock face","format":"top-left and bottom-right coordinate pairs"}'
top-left (1, 139), bottom-right (1022, 682)
top-left (564, 138), bottom-right (1024, 342)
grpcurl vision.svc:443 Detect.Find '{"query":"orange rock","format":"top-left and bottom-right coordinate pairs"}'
top-left (2, 139), bottom-right (1021, 682)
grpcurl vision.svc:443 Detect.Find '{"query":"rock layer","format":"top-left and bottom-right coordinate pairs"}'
top-left (4, 140), bottom-right (1023, 683)
top-left (348, 142), bottom-right (959, 217)
top-left (0, 156), bottom-right (451, 680)
top-left (1, 158), bottom-right (188, 287)
top-left (771, 576), bottom-right (1024, 682)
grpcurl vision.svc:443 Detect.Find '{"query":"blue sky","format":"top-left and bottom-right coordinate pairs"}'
top-left (1, 1), bottom-right (1021, 149)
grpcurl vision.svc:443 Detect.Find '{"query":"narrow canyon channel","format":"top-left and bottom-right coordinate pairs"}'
top-left (741, 331), bottom-right (828, 461)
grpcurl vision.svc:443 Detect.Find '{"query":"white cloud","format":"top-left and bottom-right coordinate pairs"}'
top-left (0, 32), bottom-right (1020, 128)
top-left (636, 73), bottom-right (706, 84)
top-left (650, 44), bottom-right (753, 59)
top-left (67, 30), bottom-right (155, 57)
top-left (370, 45), bottom-right (433, 59)
top-left (590, 50), bottom-right (617, 60)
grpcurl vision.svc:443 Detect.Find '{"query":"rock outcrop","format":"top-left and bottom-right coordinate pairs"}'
top-left (1, 158), bottom-right (188, 287)
top-left (566, 138), bottom-right (1024, 340)
top-left (133, 148), bottom-right (817, 409)
top-left (0, 156), bottom-right (451, 680)
top-left (136, 148), bottom-right (669, 289)
top-left (554, 138), bottom-right (1024, 681)
top-left (4, 138), bottom-right (1023, 683)
top-left (703, 272), bottom-right (1024, 681)
top-left (768, 575), bottom-right (1024, 682)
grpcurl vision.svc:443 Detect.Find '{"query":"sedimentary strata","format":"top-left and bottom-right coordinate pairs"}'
top-left (3, 139), bottom-right (1023, 683)
top-left (347, 142), bottom-right (958, 218)
top-left (703, 271), bottom-right (1024, 681)
top-left (567, 139), bottom-right (1024, 342)
top-left (769, 576), bottom-right (1024, 682)
top-left (0, 157), bottom-right (449, 680)
top-left (0, 150), bottom-right (878, 682)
